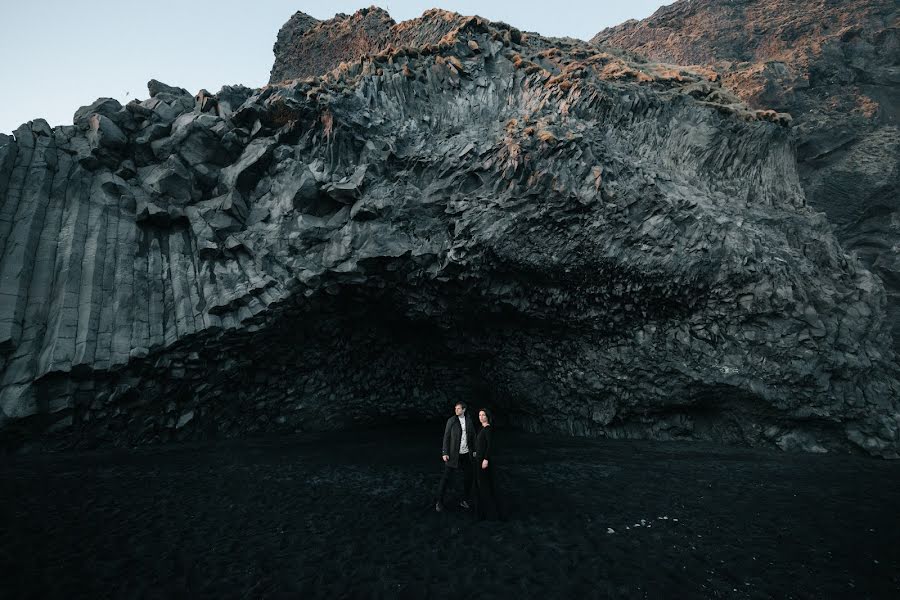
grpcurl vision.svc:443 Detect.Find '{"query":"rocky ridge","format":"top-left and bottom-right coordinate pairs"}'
top-left (0, 9), bottom-right (897, 455)
top-left (593, 0), bottom-right (900, 351)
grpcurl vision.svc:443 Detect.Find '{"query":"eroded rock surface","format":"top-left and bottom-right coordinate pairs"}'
top-left (0, 10), bottom-right (898, 455)
top-left (270, 7), bottom-right (472, 84)
top-left (593, 0), bottom-right (900, 351)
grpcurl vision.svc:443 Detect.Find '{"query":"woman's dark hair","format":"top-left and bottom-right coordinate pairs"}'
top-left (478, 407), bottom-right (493, 425)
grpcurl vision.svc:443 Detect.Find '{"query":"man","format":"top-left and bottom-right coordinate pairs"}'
top-left (435, 401), bottom-right (476, 512)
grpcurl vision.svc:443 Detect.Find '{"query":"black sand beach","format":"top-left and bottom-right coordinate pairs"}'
top-left (2, 428), bottom-right (899, 599)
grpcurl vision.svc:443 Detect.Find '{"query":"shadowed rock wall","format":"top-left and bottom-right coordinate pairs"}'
top-left (593, 0), bottom-right (900, 352)
top-left (0, 11), bottom-right (898, 455)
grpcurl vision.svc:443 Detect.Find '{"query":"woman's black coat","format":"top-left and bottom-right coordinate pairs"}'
top-left (473, 426), bottom-right (502, 520)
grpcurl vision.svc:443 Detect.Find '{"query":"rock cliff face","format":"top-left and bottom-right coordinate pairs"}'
top-left (593, 0), bottom-right (900, 352)
top-left (269, 7), bottom-right (486, 84)
top-left (0, 10), bottom-right (898, 455)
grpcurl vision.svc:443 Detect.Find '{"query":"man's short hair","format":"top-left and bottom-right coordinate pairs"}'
top-left (455, 401), bottom-right (467, 410)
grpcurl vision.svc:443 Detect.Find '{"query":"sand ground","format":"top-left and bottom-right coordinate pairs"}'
top-left (2, 427), bottom-right (898, 599)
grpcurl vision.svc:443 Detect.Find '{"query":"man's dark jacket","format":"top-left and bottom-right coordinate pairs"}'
top-left (442, 413), bottom-right (476, 468)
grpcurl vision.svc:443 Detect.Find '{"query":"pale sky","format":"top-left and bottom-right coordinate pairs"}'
top-left (0, 1), bottom-right (670, 134)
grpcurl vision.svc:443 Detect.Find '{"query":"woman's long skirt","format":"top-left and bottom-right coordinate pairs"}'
top-left (473, 462), bottom-right (501, 520)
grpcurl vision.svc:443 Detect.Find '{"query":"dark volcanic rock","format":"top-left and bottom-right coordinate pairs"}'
top-left (268, 7), bottom-right (522, 84)
top-left (269, 7), bottom-right (392, 84)
top-left (0, 11), bottom-right (898, 456)
top-left (592, 0), bottom-right (900, 352)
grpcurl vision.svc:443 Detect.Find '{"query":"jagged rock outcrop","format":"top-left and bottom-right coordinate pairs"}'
top-left (270, 7), bottom-right (529, 84)
top-left (0, 10), bottom-right (898, 456)
top-left (593, 0), bottom-right (900, 352)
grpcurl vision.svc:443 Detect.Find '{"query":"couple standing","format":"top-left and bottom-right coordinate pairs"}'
top-left (435, 402), bottom-right (502, 520)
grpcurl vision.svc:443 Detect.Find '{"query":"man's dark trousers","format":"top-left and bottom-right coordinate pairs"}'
top-left (436, 452), bottom-right (473, 505)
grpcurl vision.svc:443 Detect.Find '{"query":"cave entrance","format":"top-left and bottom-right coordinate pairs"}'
top-left (198, 284), bottom-right (511, 437)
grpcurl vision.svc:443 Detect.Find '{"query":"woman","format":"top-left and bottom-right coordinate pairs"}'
top-left (472, 408), bottom-right (502, 521)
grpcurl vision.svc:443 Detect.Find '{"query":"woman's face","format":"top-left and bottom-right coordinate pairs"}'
top-left (479, 410), bottom-right (488, 425)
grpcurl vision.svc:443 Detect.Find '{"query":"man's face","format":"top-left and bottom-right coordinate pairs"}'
top-left (454, 404), bottom-right (464, 416)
